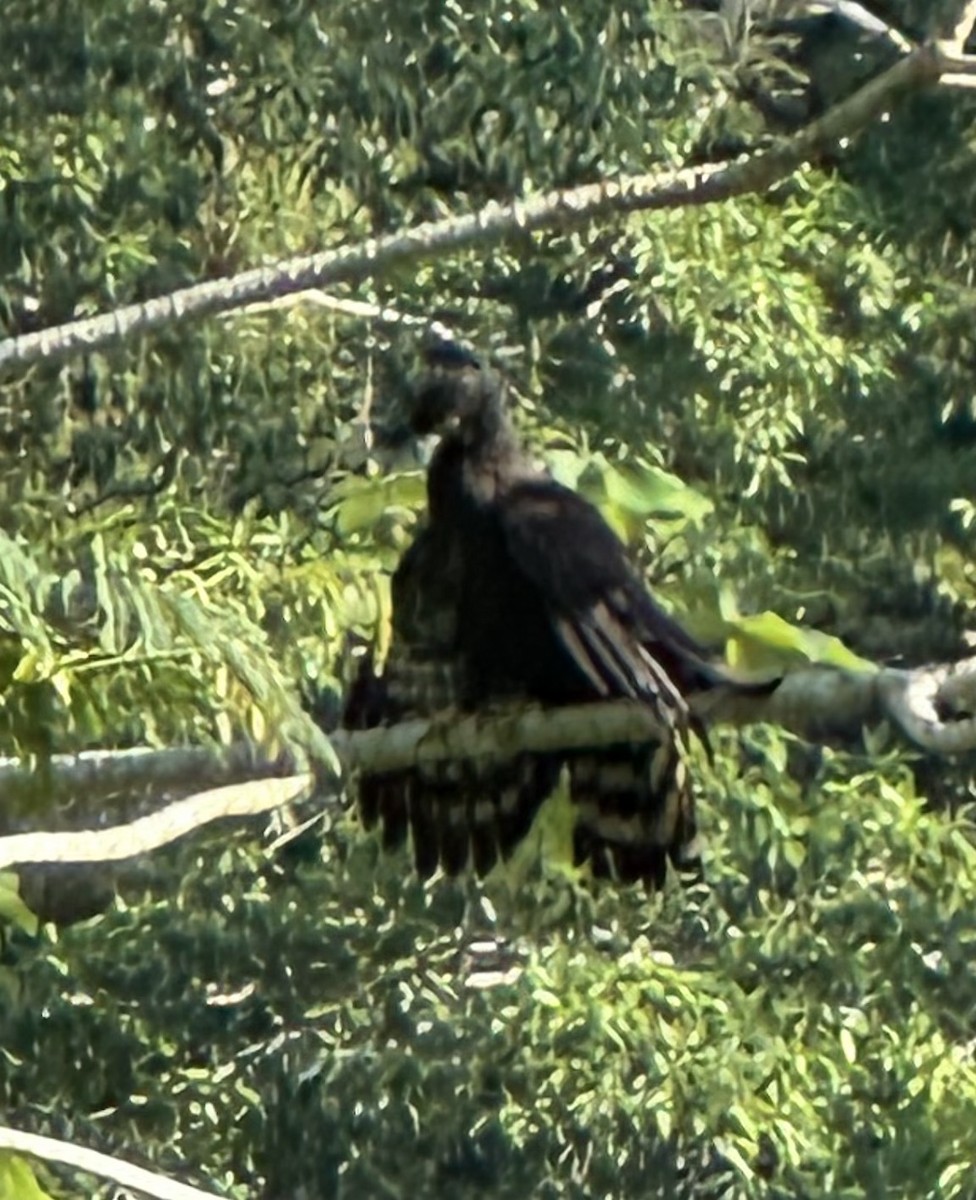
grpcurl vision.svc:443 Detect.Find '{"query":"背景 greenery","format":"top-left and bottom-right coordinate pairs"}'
top-left (2, 1), bottom-right (976, 1196)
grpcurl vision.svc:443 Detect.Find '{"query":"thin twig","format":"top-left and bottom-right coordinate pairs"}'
top-left (942, 0), bottom-right (976, 48)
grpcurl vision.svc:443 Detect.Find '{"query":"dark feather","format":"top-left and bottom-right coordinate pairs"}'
top-left (407, 787), bottom-right (441, 881)
top-left (342, 354), bottom-right (778, 886)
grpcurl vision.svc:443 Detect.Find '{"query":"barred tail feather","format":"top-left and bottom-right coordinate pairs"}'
top-left (354, 754), bottom-right (562, 880)
top-left (568, 740), bottom-right (701, 886)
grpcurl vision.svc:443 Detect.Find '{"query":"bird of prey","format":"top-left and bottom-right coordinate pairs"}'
top-left (343, 346), bottom-right (774, 885)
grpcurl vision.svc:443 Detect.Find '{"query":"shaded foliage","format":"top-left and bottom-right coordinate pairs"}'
top-left (1, 0), bottom-right (976, 1197)
top-left (6, 743), bottom-right (976, 1198)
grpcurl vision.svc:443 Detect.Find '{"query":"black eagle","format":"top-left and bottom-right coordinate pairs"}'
top-left (343, 348), bottom-right (771, 885)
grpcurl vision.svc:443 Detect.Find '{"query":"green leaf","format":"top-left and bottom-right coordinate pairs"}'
top-left (0, 1152), bottom-right (54, 1200)
top-left (0, 874), bottom-right (39, 935)
top-left (331, 473), bottom-right (426, 536)
top-left (839, 1027), bottom-right (856, 1066)
top-left (724, 611), bottom-right (877, 674)
top-left (545, 449), bottom-right (588, 490)
top-left (602, 460), bottom-right (713, 524)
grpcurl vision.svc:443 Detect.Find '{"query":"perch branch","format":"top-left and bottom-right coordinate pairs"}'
top-left (1, 657), bottom-right (974, 871)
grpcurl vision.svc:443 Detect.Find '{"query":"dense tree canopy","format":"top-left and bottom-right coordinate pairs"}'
top-left (2, 1), bottom-right (976, 1197)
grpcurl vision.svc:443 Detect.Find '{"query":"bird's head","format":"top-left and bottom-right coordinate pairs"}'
top-left (407, 338), bottom-right (507, 447)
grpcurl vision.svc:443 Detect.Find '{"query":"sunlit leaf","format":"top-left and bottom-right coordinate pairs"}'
top-left (0, 1153), bottom-right (53, 1200)
top-left (724, 611), bottom-right (877, 674)
top-left (0, 874), bottom-right (38, 935)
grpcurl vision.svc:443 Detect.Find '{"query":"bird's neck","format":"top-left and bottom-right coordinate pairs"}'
top-left (427, 409), bottom-right (528, 516)
top-left (459, 392), bottom-right (516, 453)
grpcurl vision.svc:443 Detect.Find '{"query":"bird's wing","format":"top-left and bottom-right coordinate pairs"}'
top-left (344, 521), bottom-right (560, 880)
top-left (496, 477), bottom-right (717, 884)
top-left (496, 478), bottom-right (715, 717)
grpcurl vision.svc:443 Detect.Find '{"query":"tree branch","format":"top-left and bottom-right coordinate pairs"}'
top-left (938, 0), bottom-right (976, 47)
top-left (815, 1), bottom-right (914, 54)
top-left (2, 657), bottom-right (974, 872)
top-left (0, 1124), bottom-right (224, 1200)
top-left (0, 740), bottom-right (302, 814)
top-left (0, 775), bottom-right (315, 869)
top-left (0, 37), bottom-right (956, 374)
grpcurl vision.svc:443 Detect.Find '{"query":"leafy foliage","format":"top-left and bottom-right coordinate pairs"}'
top-left (1, 0), bottom-right (976, 1197)
top-left (6, 746), bottom-right (976, 1198)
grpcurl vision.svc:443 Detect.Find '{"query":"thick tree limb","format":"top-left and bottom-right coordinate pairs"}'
top-left (1, 657), bottom-right (974, 871)
top-left (1, 30), bottom-right (971, 373)
top-left (711, 659), bottom-right (976, 752)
